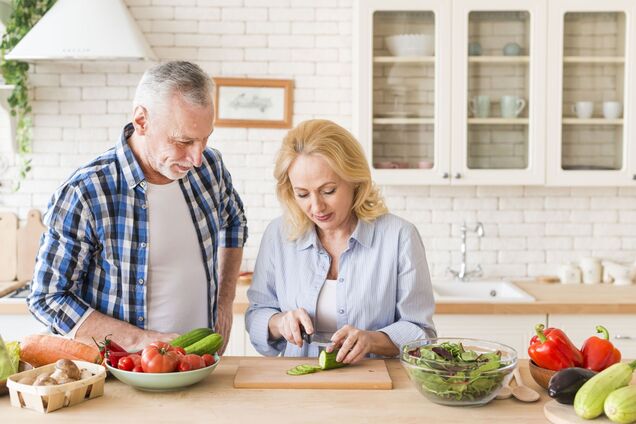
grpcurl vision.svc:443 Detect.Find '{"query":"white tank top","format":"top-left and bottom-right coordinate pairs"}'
top-left (146, 181), bottom-right (209, 333)
top-left (315, 279), bottom-right (338, 333)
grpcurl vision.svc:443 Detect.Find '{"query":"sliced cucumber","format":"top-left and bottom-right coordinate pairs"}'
top-left (286, 364), bottom-right (322, 376)
top-left (319, 349), bottom-right (347, 370)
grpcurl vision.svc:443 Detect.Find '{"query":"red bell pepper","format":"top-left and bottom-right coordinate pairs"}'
top-left (528, 324), bottom-right (584, 371)
top-left (581, 325), bottom-right (622, 372)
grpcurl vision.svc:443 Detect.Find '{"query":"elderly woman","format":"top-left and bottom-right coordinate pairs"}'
top-left (246, 119), bottom-right (436, 364)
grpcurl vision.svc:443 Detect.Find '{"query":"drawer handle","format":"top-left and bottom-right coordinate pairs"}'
top-left (614, 335), bottom-right (633, 340)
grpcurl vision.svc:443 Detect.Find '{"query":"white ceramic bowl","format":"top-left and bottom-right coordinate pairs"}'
top-left (105, 354), bottom-right (220, 392)
top-left (385, 33), bottom-right (434, 57)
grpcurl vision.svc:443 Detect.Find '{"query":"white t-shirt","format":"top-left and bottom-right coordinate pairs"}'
top-left (145, 181), bottom-right (209, 333)
top-left (315, 279), bottom-right (338, 334)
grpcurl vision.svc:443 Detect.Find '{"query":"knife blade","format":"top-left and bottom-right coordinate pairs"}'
top-left (300, 324), bottom-right (332, 348)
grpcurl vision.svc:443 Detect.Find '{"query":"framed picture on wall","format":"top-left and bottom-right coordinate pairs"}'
top-left (213, 77), bottom-right (293, 128)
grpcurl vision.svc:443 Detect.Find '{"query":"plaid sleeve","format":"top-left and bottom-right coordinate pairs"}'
top-left (27, 183), bottom-right (96, 335)
top-left (212, 150), bottom-right (248, 248)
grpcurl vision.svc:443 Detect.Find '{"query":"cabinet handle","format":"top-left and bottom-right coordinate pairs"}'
top-left (454, 173), bottom-right (462, 179)
top-left (614, 335), bottom-right (633, 340)
top-left (632, 174), bottom-right (636, 180)
top-left (442, 172), bottom-right (449, 179)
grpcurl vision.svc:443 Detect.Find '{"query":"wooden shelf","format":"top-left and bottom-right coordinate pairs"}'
top-left (373, 56), bottom-right (435, 63)
top-left (562, 118), bottom-right (623, 125)
top-left (468, 56), bottom-right (530, 64)
top-left (373, 117), bottom-right (435, 125)
top-left (468, 118), bottom-right (529, 125)
top-left (563, 56), bottom-right (625, 64)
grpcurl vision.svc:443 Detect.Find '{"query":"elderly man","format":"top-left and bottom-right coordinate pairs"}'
top-left (28, 61), bottom-right (247, 352)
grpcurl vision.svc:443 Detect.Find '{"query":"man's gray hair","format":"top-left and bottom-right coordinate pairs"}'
top-left (133, 61), bottom-right (214, 116)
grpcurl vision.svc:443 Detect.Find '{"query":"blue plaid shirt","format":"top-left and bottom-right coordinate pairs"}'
top-left (28, 123), bottom-right (248, 335)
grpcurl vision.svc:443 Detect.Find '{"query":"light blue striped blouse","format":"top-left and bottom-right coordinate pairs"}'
top-left (245, 213), bottom-right (437, 358)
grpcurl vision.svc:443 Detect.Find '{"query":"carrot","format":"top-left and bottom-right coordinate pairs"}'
top-left (19, 334), bottom-right (101, 367)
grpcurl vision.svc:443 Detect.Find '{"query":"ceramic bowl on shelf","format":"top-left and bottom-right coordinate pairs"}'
top-left (385, 33), bottom-right (434, 57)
top-left (528, 360), bottom-right (556, 390)
top-left (401, 338), bottom-right (517, 407)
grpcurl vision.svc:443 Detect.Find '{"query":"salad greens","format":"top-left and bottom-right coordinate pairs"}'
top-left (0, 336), bottom-right (20, 381)
top-left (403, 341), bottom-right (509, 402)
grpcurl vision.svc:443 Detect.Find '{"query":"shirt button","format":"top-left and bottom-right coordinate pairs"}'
top-left (338, 309), bottom-right (344, 314)
top-left (141, 203), bottom-right (147, 209)
top-left (138, 278), bottom-right (144, 285)
top-left (140, 242), bottom-right (147, 248)
top-left (140, 181), bottom-right (147, 188)
top-left (137, 316), bottom-right (144, 322)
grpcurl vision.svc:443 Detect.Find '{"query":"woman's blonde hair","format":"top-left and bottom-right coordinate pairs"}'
top-left (274, 119), bottom-right (388, 240)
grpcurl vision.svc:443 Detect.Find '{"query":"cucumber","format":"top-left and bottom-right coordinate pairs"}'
top-left (604, 385), bottom-right (636, 424)
top-left (574, 360), bottom-right (636, 419)
top-left (169, 328), bottom-right (214, 348)
top-left (286, 364), bottom-right (322, 376)
top-left (184, 333), bottom-right (223, 355)
top-left (319, 349), bottom-right (347, 370)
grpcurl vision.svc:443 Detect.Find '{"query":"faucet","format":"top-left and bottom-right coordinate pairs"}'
top-left (448, 222), bottom-right (485, 282)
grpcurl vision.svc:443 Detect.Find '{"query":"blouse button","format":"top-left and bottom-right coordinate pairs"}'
top-left (338, 277), bottom-right (344, 283)
top-left (338, 309), bottom-right (344, 314)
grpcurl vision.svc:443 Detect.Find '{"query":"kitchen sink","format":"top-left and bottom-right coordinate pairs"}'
top-left (432, 280), bottom-right (535, 303)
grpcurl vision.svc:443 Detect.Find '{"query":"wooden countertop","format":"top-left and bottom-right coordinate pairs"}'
top-left (0, 358), bottom-right (551, 423)
top-left (3, 281), bottom-right (636, 316)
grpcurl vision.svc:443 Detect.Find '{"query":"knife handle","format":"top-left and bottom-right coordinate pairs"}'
top-left (299, 324), bottom-right (311, 344)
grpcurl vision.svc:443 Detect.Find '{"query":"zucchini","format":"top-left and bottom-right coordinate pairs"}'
top-left (286, 364), bottom-right (322, 376)
top-left (169, 328), bottom-right (214, 348)
top-left (184, 333), bottom-right (223, 355)
top-left (604, 385), bottom-right (636, 424)
top-left (574, 360), bottom-right (636, 419)
top-left (319, 349), bottom-right (347, 370)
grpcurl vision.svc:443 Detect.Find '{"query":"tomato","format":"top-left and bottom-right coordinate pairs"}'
top-left (174, 346), bottom-right (186, 356)
top-left (132, 366), bottom-right (144, 373)
top-left (141, 341), bottom-right (180, 373)
top-left (127, 354), bottom-right (142, 368)
top-left (179, 354), bottom-right (205, 371)
top-left (202, 354), bottom-right (216, 367)
top-left (178, 362), bottom-right (191, 372)
top-left (118, 356), bottom-right (135, 371)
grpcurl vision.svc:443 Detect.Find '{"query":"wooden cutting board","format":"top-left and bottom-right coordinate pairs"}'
top-left (16, 209), bottom-right (46, 282)
top-left (544, 400), bottom-right (612, 424)
top-left (233, 357), bottom-right (393, 390)
top-left (0, 212), bottom-right (18, 281)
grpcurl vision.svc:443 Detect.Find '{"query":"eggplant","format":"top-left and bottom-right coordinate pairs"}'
top-left (548, 367), bottom-right (597, 404)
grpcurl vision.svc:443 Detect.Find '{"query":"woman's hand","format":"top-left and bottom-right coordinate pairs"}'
top-left (328, 325), bottom-right (399, 364)
top-left (268, 308), bottom-right (314, 347)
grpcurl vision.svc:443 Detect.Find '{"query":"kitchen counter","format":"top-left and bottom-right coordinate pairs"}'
top-left (3, 281), bottom-right (636, 316)
top-left (0, 358), bottom-right (551, 423)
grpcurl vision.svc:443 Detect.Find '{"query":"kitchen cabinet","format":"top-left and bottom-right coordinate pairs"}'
top-left (548, 314), bottom-right (636, 359)
top-left (546, 0), bottom-right (636, 186)
top-left (433, 314), bottom-right (547, 358)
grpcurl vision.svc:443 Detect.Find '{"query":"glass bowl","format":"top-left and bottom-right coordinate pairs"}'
top-left (401, 338), bottom-right (517, 407)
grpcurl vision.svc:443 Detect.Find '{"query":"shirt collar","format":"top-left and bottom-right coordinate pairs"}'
top-left (116, 123), bottom-right (146, 190)
top-left (295, 216), bottom-right (376, 251)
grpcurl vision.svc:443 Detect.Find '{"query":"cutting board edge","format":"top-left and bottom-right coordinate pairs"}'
top-left (232, 379), bottom-right (393, 390)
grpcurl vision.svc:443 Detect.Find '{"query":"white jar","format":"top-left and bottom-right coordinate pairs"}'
top-left (579, 257), bottom-right (602, 284)
top-left (559, 263), bottom-right (582, 284)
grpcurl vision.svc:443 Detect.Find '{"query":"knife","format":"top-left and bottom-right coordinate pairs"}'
top-left (299, 324), bottom-right (332, 349)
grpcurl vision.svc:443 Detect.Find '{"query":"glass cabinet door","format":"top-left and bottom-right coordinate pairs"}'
top-left (355, 0), bottom-right (451, 185)
top-left (547, 1), bottom-right (635, 186)
top-left (451, 0), bottom-right (546, 185)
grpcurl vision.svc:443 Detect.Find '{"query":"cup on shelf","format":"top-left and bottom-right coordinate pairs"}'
top-left (572, 101), bottom-right (594, 119)
top-left (579, 257), bottom-right (602, 284)
top-left (500, 95), bottom-right (526, 118)
top-left (503, 42), bottom-right (521, 56)
top-left (468, 41), bottom-right (482, 56)
top-left (602, 101), bottom-right (622, 119)
top-left (559, 263), bottom-right (582, 284)
top-left (418, 160), bottom-right (434, 169)
top-left (470, 95), bottom-right (491, 118)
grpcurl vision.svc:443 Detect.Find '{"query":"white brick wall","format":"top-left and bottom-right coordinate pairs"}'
top-left (0, 1), bottom-right (631, 280)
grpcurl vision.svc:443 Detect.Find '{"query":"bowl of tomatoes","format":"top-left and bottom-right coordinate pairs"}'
top-left (105, 341), bottom-right (220, 392)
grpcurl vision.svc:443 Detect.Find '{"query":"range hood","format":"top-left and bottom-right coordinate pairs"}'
top-left (5, 0), bottom-right (156, 61)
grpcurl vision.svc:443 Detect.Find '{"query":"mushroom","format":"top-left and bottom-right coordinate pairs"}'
top-left (33, 372), bottom-right (58, 386)
top-left (54, 359), bottom-right (81, 380)
top-left (17, 375), bottom-right (36, 385)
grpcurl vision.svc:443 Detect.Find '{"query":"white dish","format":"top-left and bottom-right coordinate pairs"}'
top-left (385, 33), bottom-right (434, 57)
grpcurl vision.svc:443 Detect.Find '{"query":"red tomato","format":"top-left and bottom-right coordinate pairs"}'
top-left (202, 354), bottom-right (216, 367)
top-left (127, 354), bottom-right (142, 368)
top-left (174, 346), bottom-right (186, 356)
top-left (141, 341), bottom-right (180, 373)
top-left (178, 362), bottom-right (191, 372)
top-left (179, 354), bottom-right (205, 371)
top-left (132, 366), bottom-right (144, 373)
top-left (118, 356), bottom-right (135, 371)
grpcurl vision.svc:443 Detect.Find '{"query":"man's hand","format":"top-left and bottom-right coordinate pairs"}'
top-left (215, 303), bottom-right (233, 354)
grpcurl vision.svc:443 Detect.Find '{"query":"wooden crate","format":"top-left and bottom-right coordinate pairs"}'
top-left (6, 360), bottom-right (105, 413)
